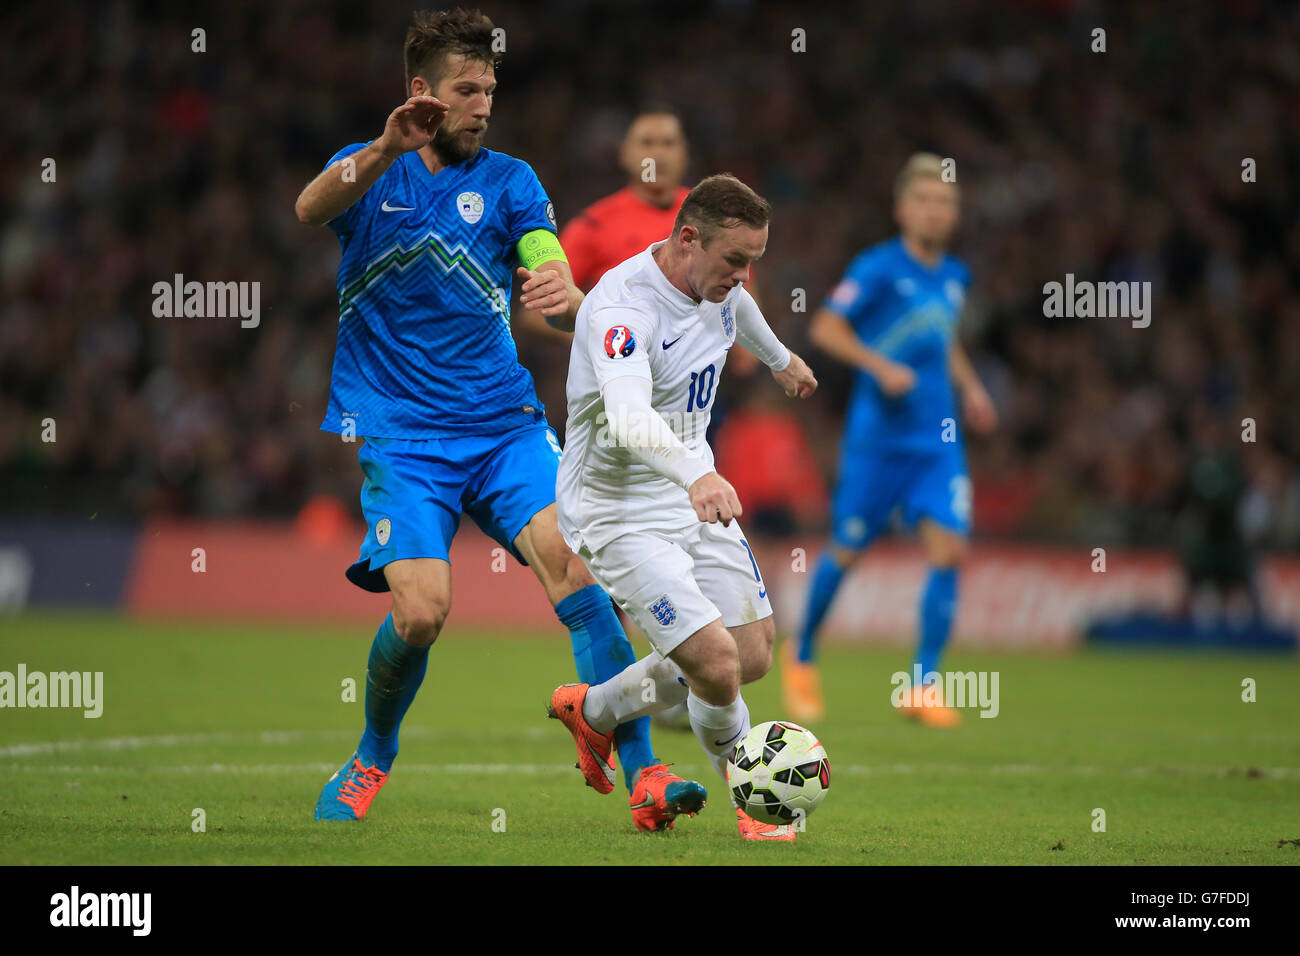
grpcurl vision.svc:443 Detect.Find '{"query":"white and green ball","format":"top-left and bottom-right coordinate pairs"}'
top-left (726, 720), bottom-right (830, 825)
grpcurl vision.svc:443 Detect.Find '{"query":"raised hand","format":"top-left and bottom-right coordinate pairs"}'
top-left (377, 96), bottom-right (449, 158)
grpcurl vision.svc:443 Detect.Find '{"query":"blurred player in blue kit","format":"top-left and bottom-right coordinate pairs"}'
top-left (783, 153), bottom-right (997, 727)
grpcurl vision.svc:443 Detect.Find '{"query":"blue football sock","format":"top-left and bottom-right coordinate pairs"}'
top-left (556, 584), bottom-right (656, 791)
top-left (916, 567), bottom-right (958, 679)
top-left (358, 612), bottom-right (430, 773)
top-left (797, 550), bottom-right (847, 663)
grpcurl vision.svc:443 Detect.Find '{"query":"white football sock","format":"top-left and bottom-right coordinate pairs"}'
top-left (653, 700), bottom-right (689, 726)
top-left (581, 651), bottom-right (690, 733)
top-left (687, 690), bottom-right (750, 783)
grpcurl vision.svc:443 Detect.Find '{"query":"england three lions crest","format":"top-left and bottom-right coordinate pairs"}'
top-left (649, 594), bottom-right (677, 626)
top-left (720, 302), bottom-right (735, 340)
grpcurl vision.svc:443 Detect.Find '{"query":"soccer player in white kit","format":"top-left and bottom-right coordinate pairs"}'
top-left (547, 174), bottom-right (818, 840)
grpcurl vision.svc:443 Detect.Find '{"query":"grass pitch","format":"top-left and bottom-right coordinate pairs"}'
top-left (1, 610), bottom-right (1297, 865)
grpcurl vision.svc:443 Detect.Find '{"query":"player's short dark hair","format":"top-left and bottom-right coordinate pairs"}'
top-left (632, 103), bottom-right (682, 125)
top-left (404, 8), bottom-right (498, 93)
top-left (626, 104), bottom-right (687, 145)
top-left (673, 174), bottom-right (771, 246)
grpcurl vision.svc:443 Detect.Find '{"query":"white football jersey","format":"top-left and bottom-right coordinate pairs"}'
top-left (556, 240), bottom-right (750, 554)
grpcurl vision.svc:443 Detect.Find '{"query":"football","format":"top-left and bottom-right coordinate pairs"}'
top-left (726, 720), bottom-right (830, 825)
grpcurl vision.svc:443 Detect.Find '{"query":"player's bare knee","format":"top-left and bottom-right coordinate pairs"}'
top-left (676, 629), bottom-right (741, 703)
top-left (563, 551), bottom-right (594, 592)
top-left (707, 642), bottom-right (743, 698)
top-left (525, 525), bottom-right (593, 602)
top-left (392, 598), bottom-right (449, 646)
top-left (931, 535), bottom-right (968, 568)
top-left (693, 660), bottom-right (740, 704)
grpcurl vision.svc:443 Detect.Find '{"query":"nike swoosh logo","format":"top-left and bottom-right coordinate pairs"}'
top-left (662, 335), bottom-right (684, 350)
top-left (586, 740), bottom-right (616, 785)
top-left (759, 586), bottom-right (767, 599)
top-left (714, 729), bottom-right (744, 748)
top-left (381, 200), bottom-right (415, 212)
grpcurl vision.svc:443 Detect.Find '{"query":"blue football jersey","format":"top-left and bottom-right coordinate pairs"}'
top-left (823, 237), bottom-right (971, 451)
top-left (320, 144), bottom-right (558, 439)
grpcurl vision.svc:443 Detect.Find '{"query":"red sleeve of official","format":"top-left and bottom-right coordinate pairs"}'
top-left (559, 213), bottom-right (601, 292)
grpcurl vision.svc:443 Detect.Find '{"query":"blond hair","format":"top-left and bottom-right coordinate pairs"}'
top-left (894, 152), bottom-right (956, 200)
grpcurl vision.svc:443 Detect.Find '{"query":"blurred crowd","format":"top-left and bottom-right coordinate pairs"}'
top-left (2, 0), bottom-right (1298, 551)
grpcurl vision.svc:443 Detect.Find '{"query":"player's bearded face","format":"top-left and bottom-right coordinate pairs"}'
top-left (429, 56), bottom-right (493, 165)
top-left (433, 118), bottom-right (487, 164)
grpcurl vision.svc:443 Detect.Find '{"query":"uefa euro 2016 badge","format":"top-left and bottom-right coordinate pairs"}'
top-left (649, 594), bottom-right (677, 626)
top-left (720, 302), bottom-right (735, 340)
top-left (456, 191), bottom-right (484, 224)
top-left (829, 277), bottom-right (860, 308)
top-left (375, 517), bottom-right (391, 546)
top-left (604, 325), bottom-right (636, 358)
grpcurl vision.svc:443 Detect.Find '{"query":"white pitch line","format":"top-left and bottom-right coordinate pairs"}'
top-left (4, 731), bottom-right (1296, 779)
top-left (7, 763), bottom-right (575, 775)
top-left (0, 731), bottom-right (243, 758)
top-left (6, 762), bottom-right (1299, 779)
top-left (0, 726), bottom-right (548, 759)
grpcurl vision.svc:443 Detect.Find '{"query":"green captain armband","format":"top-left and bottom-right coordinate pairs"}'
top-left (516, 229), bottom-right (568, 271)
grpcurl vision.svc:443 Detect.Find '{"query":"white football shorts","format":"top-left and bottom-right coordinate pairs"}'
top-left (577, 518), bottom-right (773, 657)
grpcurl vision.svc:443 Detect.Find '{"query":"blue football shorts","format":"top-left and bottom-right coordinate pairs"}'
top-left (344, 420), bottom-right (563, 593)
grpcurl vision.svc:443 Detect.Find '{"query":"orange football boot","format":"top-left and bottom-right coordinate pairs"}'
top-left (898, 682), bottom-right (962, 728)
top-left (780, 641), bottom-right (825, 724)
top-left (736, 807), bottom-right (797, 842)
top-left (547, 683), bottom-right (617, 793)
top-left (628, 763), bottom-right (708, 831)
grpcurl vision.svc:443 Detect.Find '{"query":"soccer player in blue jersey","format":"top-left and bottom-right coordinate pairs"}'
top-left (294, 8), bottom-right (705, 829)
top-left (782, 153), bottom-right (997, 727)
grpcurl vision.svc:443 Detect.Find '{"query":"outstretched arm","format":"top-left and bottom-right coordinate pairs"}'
top-left (735, 289), bottom-right (817, 399)
top-left (808, 306), bottom-right (915, 396)
top-left (601, 375), bottom-right (742, 524)
top-left (949, 341), bottom-right (997, 433)
top-left (294, 96), bottom-right (448, 226)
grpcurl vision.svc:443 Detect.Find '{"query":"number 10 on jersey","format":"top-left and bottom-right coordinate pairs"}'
top-left (687, 364), bottom-right (716, 412)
